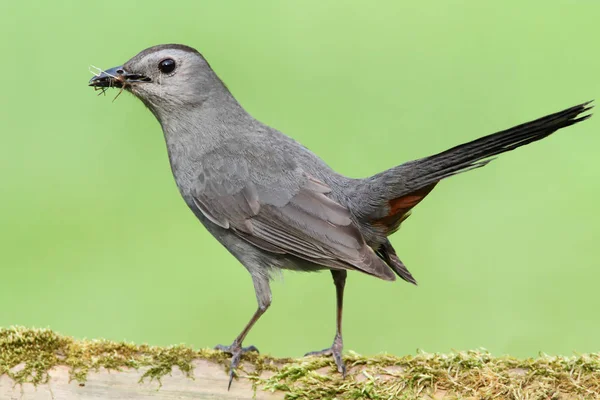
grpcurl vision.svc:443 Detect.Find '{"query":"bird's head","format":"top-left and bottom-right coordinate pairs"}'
top-left (89, 44), bottom-right (223, 117)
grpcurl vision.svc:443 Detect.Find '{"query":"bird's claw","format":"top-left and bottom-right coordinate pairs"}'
top-left (214, 342), bottom-right (259, 389)
top-left (304, 335), bottom-right (346, 377)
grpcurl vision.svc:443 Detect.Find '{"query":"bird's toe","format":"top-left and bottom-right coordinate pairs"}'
top-left (214, 341), bottom-right (260, 389)
top-left (304, 342), bottom-right (346, 377)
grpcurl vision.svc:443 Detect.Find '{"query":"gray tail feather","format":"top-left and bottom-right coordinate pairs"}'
top-left (383, 101), bottom-right (593, 197)
top-left (377, 239), bottom-right (417, 284)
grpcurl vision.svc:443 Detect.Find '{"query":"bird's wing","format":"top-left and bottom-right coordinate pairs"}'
top-left (191, 143), bottom-right (395, 281)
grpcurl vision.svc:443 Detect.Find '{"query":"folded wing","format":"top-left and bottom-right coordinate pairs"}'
top-left (192, 148), bottom-right (395, 281)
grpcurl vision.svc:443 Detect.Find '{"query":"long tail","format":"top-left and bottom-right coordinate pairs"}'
top-left (360, 101), bottom-right (592, 283)
top-left (383, 101), bottom-right (592, 198)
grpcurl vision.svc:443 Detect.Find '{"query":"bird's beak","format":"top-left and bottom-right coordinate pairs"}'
top-left (88, 66), bottom-right (151, 88)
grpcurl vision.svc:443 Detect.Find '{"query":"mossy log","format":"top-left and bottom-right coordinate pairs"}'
top-left (1, 327), bottom-right (599, 399)
top-left (1, 359), bottom-right (276, 399)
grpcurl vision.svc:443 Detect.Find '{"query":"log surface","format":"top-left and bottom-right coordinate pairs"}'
top-left (2, 327), bottom-right (598, 399)
top-left (0, 360), bottom-right (281, 400)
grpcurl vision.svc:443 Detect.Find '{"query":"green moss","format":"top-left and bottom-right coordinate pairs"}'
top-left (0, 327), bottom-right (200, 385)
top-left (1, 327), bottom-right (599, 399)
top-left (261, 350), bottom-right (600, 399)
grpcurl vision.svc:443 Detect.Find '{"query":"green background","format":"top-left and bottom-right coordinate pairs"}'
top-left (1, 1), bottom-right (599, 360)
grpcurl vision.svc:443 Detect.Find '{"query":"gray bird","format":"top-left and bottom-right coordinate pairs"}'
top-left (89, 44), bottom-right (591, 387)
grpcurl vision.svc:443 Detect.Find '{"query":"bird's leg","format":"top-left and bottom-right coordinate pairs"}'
top-left (304, 270), bottom-right (347, 377)
top-left (215, 274), bottom-right (271, 390)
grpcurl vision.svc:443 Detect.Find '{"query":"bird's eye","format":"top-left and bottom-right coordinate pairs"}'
top-left (158, 58), bottom-right (176, 74)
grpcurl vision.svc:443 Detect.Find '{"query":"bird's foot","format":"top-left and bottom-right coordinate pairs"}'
top-left (214, 342), bottom-right (259, 390)
top-left (304, 334), bottom-right (346, 377)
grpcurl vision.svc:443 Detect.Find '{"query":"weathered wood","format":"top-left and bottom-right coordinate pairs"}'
top-left (0, 360), bottom-right (281, 400)
top-left (2, 328), bottom-right (598, 399)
